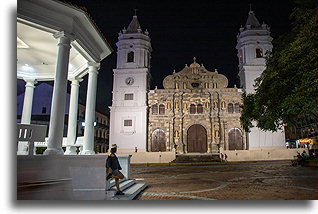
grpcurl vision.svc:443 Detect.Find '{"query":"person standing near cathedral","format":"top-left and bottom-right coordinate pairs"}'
top-left (106, 144), bottom-right (125, 195)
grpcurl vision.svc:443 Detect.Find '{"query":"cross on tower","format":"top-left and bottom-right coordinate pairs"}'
top-left (249, 3), bottom-right (252, 11)
top-left (134, 9), bottom-right (138, 16)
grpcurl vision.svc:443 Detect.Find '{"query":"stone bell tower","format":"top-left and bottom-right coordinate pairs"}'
top-left (236, 9), bottom-right (285, 149)
top-left (109, 13), bottom-right (152, 153)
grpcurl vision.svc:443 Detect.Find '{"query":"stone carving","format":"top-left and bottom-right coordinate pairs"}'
top-left (148, 59), bottom-right (245, 154)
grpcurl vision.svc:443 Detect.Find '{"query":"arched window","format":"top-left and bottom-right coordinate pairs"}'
top-left (190, 104), bottom-right (196, 114)
top-left (127, 51), bottom-right (134, 62)
top-left (239, 49), bottom-right (243, 64)
top-left (197, 104), bottom-right (203, 114)
top-left (228, 103), bottom-right (234, 113)
top-left (256, 48), bottom-right (263, 58)
top-left (234, 103), bottom-right (240, 113)
top-left (159, 104), bottom-right (165, 115)
top-left (152, 104), bottom-right (158, 115)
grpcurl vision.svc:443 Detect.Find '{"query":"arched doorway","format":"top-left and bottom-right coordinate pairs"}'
top-left (151, 129), bottom-right (166, 152)
top-left (228, 128), bottom-right (243, 150)
top-left (187, 124), bottom-right (207, 153)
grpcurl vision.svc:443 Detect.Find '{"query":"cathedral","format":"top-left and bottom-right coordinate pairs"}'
top-left (109, 10), bottom-right (285, 159)
top-left (148, 59), bottom-right (244, 154)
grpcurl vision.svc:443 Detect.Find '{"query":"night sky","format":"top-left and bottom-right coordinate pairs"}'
top-left (17, 0), bottom-right (295, 113)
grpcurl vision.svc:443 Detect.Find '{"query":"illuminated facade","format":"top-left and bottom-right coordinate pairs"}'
top-left (110, 11), bottom-right (286, 156)
top-left (148, 59), bottom-right (245, 154)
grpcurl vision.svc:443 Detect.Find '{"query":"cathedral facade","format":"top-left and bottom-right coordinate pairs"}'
top-left (109, 10), bottom-right (285, 157)
top-left (148, 59), bottom-right (245, 154)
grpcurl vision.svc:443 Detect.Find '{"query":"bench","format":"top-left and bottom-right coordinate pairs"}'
top-left (17, 124), bottom-right (47, 155)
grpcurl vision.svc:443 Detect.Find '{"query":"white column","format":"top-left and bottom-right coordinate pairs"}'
top-left (44, 31), bottom-right (74, 155)
top-left (65, 78), bottom-right (81, 155)
top-left (21, 79), bottom-right (36, 124)
top-left (81, 62), bottom-right (100, 155)
top-left (17, 79), bottom-right (36, 155)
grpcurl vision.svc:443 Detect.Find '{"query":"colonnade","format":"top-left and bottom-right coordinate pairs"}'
top-left (18, 31), bottom-right (100, 155)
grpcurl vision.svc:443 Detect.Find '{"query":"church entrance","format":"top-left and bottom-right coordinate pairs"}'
top-left (228, 128), bottom-right (243, 150)
top-left (151, 129), bottom-right (166, 152)
top-left (187, 124), bottom-right (207, 153)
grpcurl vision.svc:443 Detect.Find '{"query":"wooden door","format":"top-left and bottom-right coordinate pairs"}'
top-left (151, 129), bottom-right (166, 152)
top-left (187, 124), bottom-right (207, 153)
top-left (228, 129), bottom-right (243, 150)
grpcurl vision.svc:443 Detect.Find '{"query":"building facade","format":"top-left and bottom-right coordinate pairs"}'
top-left (110, 11), bottom-right (286, 156)
top-left (148, 59), bottom-right (245, 154)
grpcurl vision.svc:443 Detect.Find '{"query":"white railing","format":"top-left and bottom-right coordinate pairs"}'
top-left (35, 137), bottom-right (84, 154)
top-left (17, 124), bottom-right (47, 155)
top-left (17, 124), bottom-right (84, 155)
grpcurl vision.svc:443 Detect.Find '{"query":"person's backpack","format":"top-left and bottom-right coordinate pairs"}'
top-left (105, 156), bottom-right (111, 168)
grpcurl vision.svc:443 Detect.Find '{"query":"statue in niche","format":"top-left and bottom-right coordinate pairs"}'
top-left (175, 130), bottom-right (179, 138)
top-left (213, 101), bottom-right (218, 109)
top-left (215, 130), bottom-right (220, 138)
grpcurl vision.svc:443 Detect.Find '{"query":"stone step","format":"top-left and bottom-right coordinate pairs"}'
top-left (172, 154), bottom-right (220, 163)
top-left (109, 178), bottom-right (127, 188)
top-left (110, 179), bottom-right (136, 192)
top-left (111, 182), bottom-right (148, 200)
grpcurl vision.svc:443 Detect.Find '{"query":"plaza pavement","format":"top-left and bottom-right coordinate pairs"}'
top-left (131, 161), bottom-right (317, 200)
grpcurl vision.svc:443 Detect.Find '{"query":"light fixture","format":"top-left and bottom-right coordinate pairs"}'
top-left (81, 121), bottom-right (97, 127)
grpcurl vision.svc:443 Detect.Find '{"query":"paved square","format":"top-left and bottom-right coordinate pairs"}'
top-left (131, 162), bottom-right (317, 200)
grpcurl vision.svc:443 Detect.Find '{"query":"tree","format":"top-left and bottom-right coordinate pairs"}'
top-left (240, 0), bottom-right (317, 132)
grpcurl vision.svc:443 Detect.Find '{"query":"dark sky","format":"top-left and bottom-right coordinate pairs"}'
top-left (17, 0), bottom-right (296, 113)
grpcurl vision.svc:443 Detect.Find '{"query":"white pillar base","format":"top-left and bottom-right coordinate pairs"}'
top-left (43, 148), bottom-right (64, 155)
top-left (80, 150), bottom-right (95, 155)
top-left (17, 142), bottom-right (28, 155)
top-left (64, 146), bottom-right (77, 155)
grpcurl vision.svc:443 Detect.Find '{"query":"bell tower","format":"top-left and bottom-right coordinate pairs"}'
top-left (109, 13), bottom-right (152, 153)
top-left (236, 9), bottom-right (285, 149)
top-left (236, 9), bottom-right (273, 94)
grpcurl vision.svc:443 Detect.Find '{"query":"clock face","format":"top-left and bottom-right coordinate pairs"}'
top-left (125, 77), bottom-right (134, 85)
